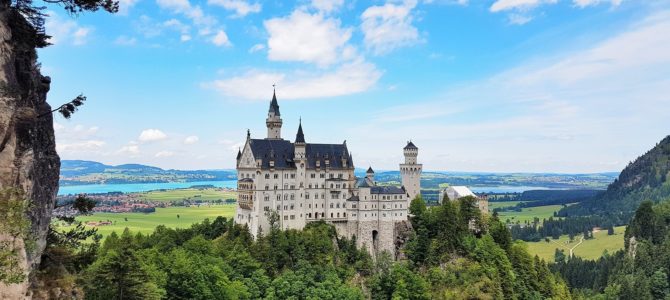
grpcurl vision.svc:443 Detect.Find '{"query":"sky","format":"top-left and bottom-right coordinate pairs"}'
top-left (42, 0), bottom-right (670, 173)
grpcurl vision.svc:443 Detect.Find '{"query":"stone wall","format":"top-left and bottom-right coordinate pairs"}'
top-left (1, 2), bottom-right (60, 298)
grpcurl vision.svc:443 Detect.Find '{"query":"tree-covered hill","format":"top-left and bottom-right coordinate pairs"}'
top-left (60, 160), bottom-right (237, 185)
top-left (559, 135), bottom-right (670, 221)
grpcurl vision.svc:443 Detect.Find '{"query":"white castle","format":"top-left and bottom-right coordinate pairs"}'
top-left (235, 91), bottom-right (422, 256)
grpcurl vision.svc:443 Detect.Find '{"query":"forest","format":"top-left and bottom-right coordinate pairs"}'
top-left (33, 196), bottom-right (571, 299)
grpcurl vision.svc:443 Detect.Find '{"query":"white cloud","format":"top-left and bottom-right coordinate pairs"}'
top-left (117, 0), bottom-right (140, 14)
top-left (57, 140), bottom-right (106, 153)
top-left (181, 34), bottom-right (192, 41)
top-left (115, 35), bottom-right (138, 46)
top-left (184, 135), bottom-right (200, 144)
top-left (117, 145), bottom-right (141, 156)
top-left (211, 30), bottom-right (232, 46)
top-left (311, 0), bottom-right (344, 13)
top-left (573, 0), bottom-right (622, 8)
top-left (207, 0), bottom-right (261, 17)
top-left (206, 59), bottom-right (381, 100)
top-left (489, 0), bottom-right (556, 12)
top-left (264, 10), bottom-right (352, 67)
top-left (156, 0), bottom-right (220, 40)
top-left (361, 0), bottom-right (421, 55)
top-left (138, 129), bottom-right (168, 142)
top-left (248, 43), bottom-right (265, 53)
top-left (155, 150), bottom-right (175, 157)
top-left (355, 10), bottom-right (670, 172)
top-left (44, 12), bottom-right (94, 46)
top-left (508, 13), bottom-right (533, 25)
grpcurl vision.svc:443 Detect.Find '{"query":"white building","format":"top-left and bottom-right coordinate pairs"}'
top-left (235, 91), bottom-right (422, 256)
top-left (439, 186), bottom-right (489, 213)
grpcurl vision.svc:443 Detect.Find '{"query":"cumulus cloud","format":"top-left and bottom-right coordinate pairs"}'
top-left (138, 129), bottom-right (168, 142)
top-left (45, 12), bottom-right (94, 46)
top-left (489, 0), bottom-right (556, 12)
top-left (264, 10), bottom-right (352, 67)
top-left (117, 0), bottom-right (140, 14)
top-left (156, 0), bottom-right (223, 42)
top-left (211, 30), bottom-right (232, 46)
top-left (184, 135), bottom-right (200, 144)
top-left (311, 0), bottom-right (344, 13)
top-left (361, 0), bottom-right (421, 55)
top-left (205, 59), bottom-right (381, 100)
top-left (207, 0), bottom-right (261, 17)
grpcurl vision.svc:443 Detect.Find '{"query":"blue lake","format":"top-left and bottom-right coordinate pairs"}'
top-left (469, 186), bottom-right (563, 193)
top-left (58, 180), bottom-right (238, 195)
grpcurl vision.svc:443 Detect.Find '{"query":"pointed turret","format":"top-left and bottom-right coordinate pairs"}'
top-left (266, 89), bottom-right (283, 139)
top-left (269, 90), bottom-right (280, 116)
top-left (295, 119), bottom-right (305, 144)
top-left (236, 148), bottom-right (242, 160)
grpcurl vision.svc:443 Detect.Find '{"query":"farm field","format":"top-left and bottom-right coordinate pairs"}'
top-left (526, 226), bottom-right (626, 261)
top-left (61, 204), bottom-right (237, 237)
top-left (135, 188), bottom-right (236, 202)
top-left (488, 201), bottom-right (526, 210)
top-left (497, 204), bottom-right (564, 223)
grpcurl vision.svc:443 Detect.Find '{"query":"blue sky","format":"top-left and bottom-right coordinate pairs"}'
top-left (43, 0), bottom-right (670, 172)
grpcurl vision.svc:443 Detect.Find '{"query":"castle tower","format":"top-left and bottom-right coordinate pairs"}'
top-left (266, 90), bottom-right (282, 139)
top-left (400, 141), bottom-right (422, 200)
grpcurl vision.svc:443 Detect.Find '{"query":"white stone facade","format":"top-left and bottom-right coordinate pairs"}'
top-left (234, 92), bottom-right (421, 257)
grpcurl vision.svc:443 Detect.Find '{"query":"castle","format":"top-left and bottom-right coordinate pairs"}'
top-left (235, 91), bottom-right (422, 256)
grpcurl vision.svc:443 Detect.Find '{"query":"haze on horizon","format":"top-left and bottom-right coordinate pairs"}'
top-left (43, 0), bottom-right (670, 173)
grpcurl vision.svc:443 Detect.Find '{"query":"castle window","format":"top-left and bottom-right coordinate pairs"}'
top-left (290, 185), bottom-right (295, 189)
top-left (308, 184), bottom-right (312, 188)
top-left (284, 184), bottom-right (288, 189)
top-left (337, 213), bottom-right (340, 218)
top-left (290, 194), bottom-right (295, 200)
top-left (383, 213), bottom-right (386, 217)
top-left (343, 184), bottom-right (346, 188)
top-left (264, 206), bottom-right (269, 211)
top-left (290, 215), bottom-right (295, 220)
top-left (308, 204), bottom-right (311, 208)
top-left (284, 216), bottom-right (288, 220)
top-left (321, 194), bottom-right (325, 199)
top-left (336, 203), bottom-right (340, 208)
top-left (284, 194), bottom-right (288, 200)
top-left (320, 174), bottom-right (325, 178)
top-left (338, 173), bottom-right (343, 178)
top-left (274, 174), bottom-right (279, 179)
top-left (264, 195), bottom-right (269, 201)
top-left (277, 195), bottom-right (281, 201)
top-left (344, 212), bottom-right (346, 217)
top-left (290, 204), bottom-right (294, 210)
top-left (329, 174), bottom-right (334, 178)
top-left (284, 205), bottom-right (288, 210)
top-left (265, 174), bottom-right (270, 179)
top-left (290, 174), bottom-right (295, 179)
top-left (331, 213), bottom-right (333, 218)
top-left (277, 205), bottom-right (280, 210)
top-left (284, 174), bottom-right (288, 179)
top-left (306, 193), bottom-right (310, 199)
top-left (265, 185), bottom-right (269, 190)
top-left (330, 203), bottom-right (334, 208)
top-left (274, 185), bottom-right (278, 190)
top-left (311, 174), bottom-right (316, 178)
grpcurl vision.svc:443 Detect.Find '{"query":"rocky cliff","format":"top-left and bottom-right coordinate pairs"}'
top-left (0, 1), bottom-right (60, 298)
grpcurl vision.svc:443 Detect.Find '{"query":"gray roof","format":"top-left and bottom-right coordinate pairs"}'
top-left (370, 186), bottom-right (406, 194)
top-left (248, 139), bottom-right (353, 170)
top-left (347, 196), bottom-right (360, 201)
top-left (366, 166), bottom-right (374, 173)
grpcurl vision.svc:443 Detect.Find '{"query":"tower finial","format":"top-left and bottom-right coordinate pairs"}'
top-left (247, 129), bottom-right (250, 139)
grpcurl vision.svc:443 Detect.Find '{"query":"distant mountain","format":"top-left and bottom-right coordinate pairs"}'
top-left (59, 160), bottom-right (237, 185)
top-left (560, 135), bottom-right (670, 220)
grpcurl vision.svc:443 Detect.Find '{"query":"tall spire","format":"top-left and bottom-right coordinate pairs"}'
top-left (269, 88), bottom-right (280, 116)
top-left (295, 118), bottom-right (305, 143)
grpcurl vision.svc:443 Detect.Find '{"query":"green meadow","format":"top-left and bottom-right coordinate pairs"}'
top-left (526, 226), bottom-right (626, 261)
top-left (498, 204), bottom-right (565, 223)
top-left (488, 201), bottom-right (526, 210)
top-left (135, 188), bottom-right (236, 202)
top-left (65, 204), bottom-right (237, 237)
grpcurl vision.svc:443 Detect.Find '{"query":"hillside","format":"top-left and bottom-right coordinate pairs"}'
top-left (560, 135), bottom-right (670, 220)
top-left (60, 160), bottom-right (237, 185)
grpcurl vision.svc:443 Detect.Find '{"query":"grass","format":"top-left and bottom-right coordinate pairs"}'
top-left (136, 188), bottom-right (236, 202)
top-left (60, 204), bottom-right (237, 237)
top-left (488, 201), bottom-right (525, 210)
top-left (526, 226), bottom-right (626, 261)
top-left (498, 204), bottom-right (564, 223)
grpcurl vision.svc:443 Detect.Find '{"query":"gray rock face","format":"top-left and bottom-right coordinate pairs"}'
top-left (1, 2), bottom-right (60, 298)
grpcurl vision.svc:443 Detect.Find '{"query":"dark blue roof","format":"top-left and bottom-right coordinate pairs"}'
top-left (248, 139), bottom-right (352, 170)
top-left (295, 122), bottom-right (305, 143)
top-left (404, 141), bottom-right (417, 150)
top-left (269, 91), bottom-right (280, 116)
top-left (370, 186), bottom-right (406, 194)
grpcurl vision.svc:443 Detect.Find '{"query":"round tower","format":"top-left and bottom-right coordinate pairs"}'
top-left (400, 141), bottom-right (422, 200)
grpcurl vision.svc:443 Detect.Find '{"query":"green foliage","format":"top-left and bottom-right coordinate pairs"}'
top-left (0, 188), bottom-right (31, 284)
